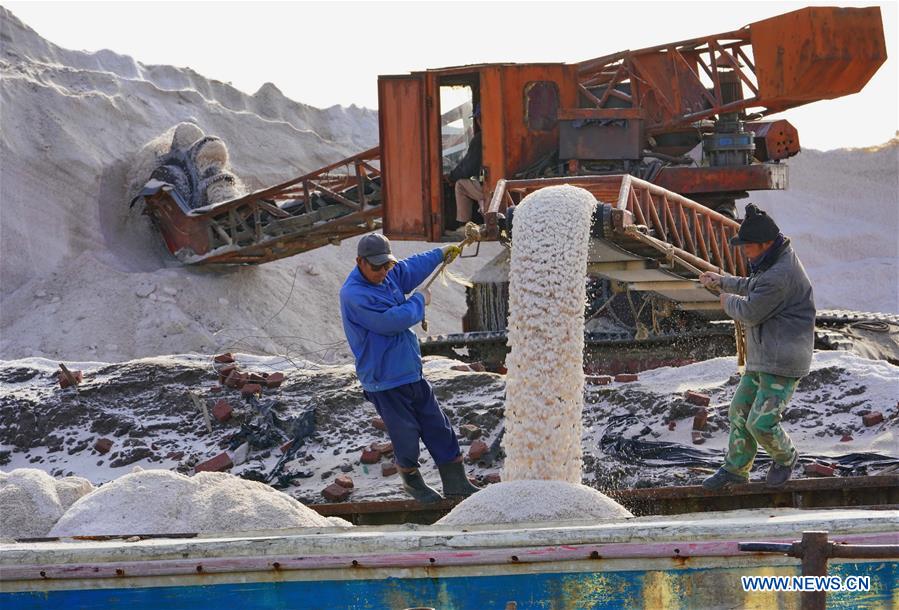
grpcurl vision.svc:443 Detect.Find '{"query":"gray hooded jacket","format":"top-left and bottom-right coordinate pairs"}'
top-left (720, 240), bottom-right (816, 378)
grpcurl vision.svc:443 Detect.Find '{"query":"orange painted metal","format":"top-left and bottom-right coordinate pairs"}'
top-left (751, 7), bottom-right (887, 111)
top-left (747, 120), bottom-right (800, 162)
top-left (654, 164), bottom-right (787, 195)
top-left (378, 75), bottom-right (429, 239)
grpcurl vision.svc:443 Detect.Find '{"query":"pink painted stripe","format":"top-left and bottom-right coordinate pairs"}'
top-left (2, 532), bottom-right (895, 582)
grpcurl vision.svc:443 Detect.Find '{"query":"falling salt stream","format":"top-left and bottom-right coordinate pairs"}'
top-left (439, 185), bottom-right (632, 525)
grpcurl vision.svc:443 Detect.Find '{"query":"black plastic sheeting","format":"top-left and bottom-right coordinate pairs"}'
top-left (600, 414), bottom-right (899, 476)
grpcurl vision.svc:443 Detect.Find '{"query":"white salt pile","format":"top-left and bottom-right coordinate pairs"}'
top-left (436, 480), bottom-right (631, 526)
top-left (502, 185), bottom-right (596, 483)
top-left (443, 185), bottom-right (631, 524)
top-left (48, 469), bottom-right (342, 536)
top-left (0, 469), bottom-right (94, 539)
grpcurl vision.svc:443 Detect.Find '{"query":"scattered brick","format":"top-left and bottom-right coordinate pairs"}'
top-left (94, 438), bottom-right (113, 454)
top-left (266, 372), bottom-right (285, 389)
top-left (691, 431), bottom-right (705, 445)
top-left (166, 451), bottom-right (185, 461)
top-left (194, 452), bottom-right (233, 473)
top-left (371, 417), bottom-right (387, 432)
top-left (372, 442), bottom-right (394, 455)
top-left (586, 375), bottom-right (613, 385)
top-left (804, 462), bottom-right (835, 477)
top-left (486, 364), bottom-right (507, 375)
top-left (685, 391), bottom-right (711, 407)
top-left (211, 399), bottom-right (232, 423)
top-left (469, 362), bottom-right (486, 372)
top-left (58, 368), bottom-right (83, 389)
top-left (224, 370), bottom-right (247, 389)
top-left (335, 475), bottom-right (354, 489)
top-left (484, 473), bottom-right (502, 484)
top-left (460, 424), bottom-right (482, 440)
top-left (451, 364), bottom-right (473, 372)
top-left (208, 385), bottom-right (222, 394)
top-left (322, 483), bottom-right (351, 502)
top-left (862, 411), bottom-right (884, 427)
top-left (840, 434), bottom-right (853, 442)
top-left (468, 440), bottom-right (489, 461)
top-left (213, 353), bottom-right (235, 364)
top-left (668, 421), bottom-right (676, 431)
top-left (240, 383), bottom-right (263, 397)
top-left (280, 440), bottom-right (294, 455)
top-left (248, 372), bottom-right (268, 384)
top-left (361, 449), bottom-right (381, 464)
top-left (615, 373), bottom-right (638, 383)
top-left (217, 365), bottom-right (237, 384)
top-left (692, 407), bottom-right (709, 431)
top-left (381, 462), bottom-right (398, 477)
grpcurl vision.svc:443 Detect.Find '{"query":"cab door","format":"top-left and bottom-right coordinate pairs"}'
top-left (378, 75), bottom-right (431, 240)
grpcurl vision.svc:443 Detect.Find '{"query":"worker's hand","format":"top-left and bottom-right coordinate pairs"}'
top-left (442, 244), bottom-right (462, 264)
top-left (699, 272), bottom-right (722, 289)
top-left (416, 288), bottom-right (431, 306)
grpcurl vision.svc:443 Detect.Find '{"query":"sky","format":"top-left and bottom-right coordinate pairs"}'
top-left (5, 0), bottom-right (898, 150)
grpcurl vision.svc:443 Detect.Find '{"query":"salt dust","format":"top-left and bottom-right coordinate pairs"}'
top-left (443, 186), bottom-right (631, 524)
top-left (0, 468), bottom-right (93, 539)
top-left (49, 468), bottom-right (339, 537)
top-left (436, 480), bottom-right (631, 526)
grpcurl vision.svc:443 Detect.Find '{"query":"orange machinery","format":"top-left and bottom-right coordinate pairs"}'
top-left (378, 5), bottom-right (886, 241)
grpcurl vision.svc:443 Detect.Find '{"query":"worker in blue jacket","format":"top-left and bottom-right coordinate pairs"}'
top-left (339, 233), bottom-right (480, 503)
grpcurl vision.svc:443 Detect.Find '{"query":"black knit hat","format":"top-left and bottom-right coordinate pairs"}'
top-left (730, 203), bottom-right (780, 245)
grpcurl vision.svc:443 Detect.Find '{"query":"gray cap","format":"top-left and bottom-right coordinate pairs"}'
top-left (357, 233), bottom-right (397, 265)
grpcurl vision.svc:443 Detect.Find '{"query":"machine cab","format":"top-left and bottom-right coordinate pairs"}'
top-left (378, 63), bottom-right (579, 242)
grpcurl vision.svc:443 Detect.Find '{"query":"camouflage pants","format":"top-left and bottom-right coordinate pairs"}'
top-left (724, 371), bottom-right (799, 477)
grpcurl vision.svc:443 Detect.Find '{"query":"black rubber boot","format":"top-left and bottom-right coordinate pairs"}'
top-left (766, 451), bottom-right (799, 487)
top-left (437, 461), bottom-right (481, 498)
top-left (702, 466), bottom-right (749, 490)
top-left (399, 469), bottom-right (444, 504)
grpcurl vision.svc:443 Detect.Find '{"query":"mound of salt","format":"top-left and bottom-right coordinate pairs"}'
top-left (436, 480), bottom-right (632, 526)
top-left (0, 469), bottom-right (94, 538)
top-left (49, 469), bottom-right (340, 536)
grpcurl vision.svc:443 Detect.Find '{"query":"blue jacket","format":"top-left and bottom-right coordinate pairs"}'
top-left (340, 248), bottom-right (444, 392)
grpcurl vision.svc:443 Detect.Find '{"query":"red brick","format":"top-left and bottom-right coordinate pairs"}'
top-left (94, 438), bottom-right (113, 454)
top-left (371, 417), bottom-right (387, 432)
top-left (322, 483), bottom-right (351, 502)
top-left (615, 373), bottom-right (638, 383)
top-left (668, 421), bottom-right (676, 431)
top-left (381, 462), bottom-right (398, 477)
top-left (468, 440), bottom-right (489, 461)
top-left (459, 424), bottom-right (482, 440)
top-left (862, 411), bottom-right (884, 427)
top-left (224, 370), bottom-right (247, 389)
top-left (211, 399), bottom-right (232, 423)
top-left (213, 353), bottom-right (235, 364)
top-left (194, 452), bottom-right (233, 473)
top-left (372, 442), bottom-right (393, 456)
top-left (218, 365), bottom-right (237, 384)
top-left (804, 462), bottom-right (835, 477)
top-left (469, 362), bottom-right (486, 372)
top-left (692, 407), bottom-right (709, 431)
top-left (335, 475), bottom-right (354, 489)
top-left (208, 385), bottom-right (222, 394)
top-left (451, 364), bottom-right (473, 372)
top-left (691, 431), bottom-right (705, 445)
top-left (685, 391), bottom-right (710, 407)
top-left (58, 369), bottom-right (83, 389)
top-left (840, 434), bottom-right (853, 442)
top-left (586, 375), bottom-right (613, 385)
top-left (486, 364), bottom-right (507, 375)
top-left (280, 440), bottom-right (294, 455)
top-left (247, 372), bottom-right (267, 384)
top-left (266, 372), bottom-right (285, 389)
top-left (166, 451), bottom-right (185, 461)
top-left (361, 449), bottom-right (381, 464)
top-left (484, 473), bottom-right (502, 484)
top-left (240, 383), bottom-right (263, 397)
